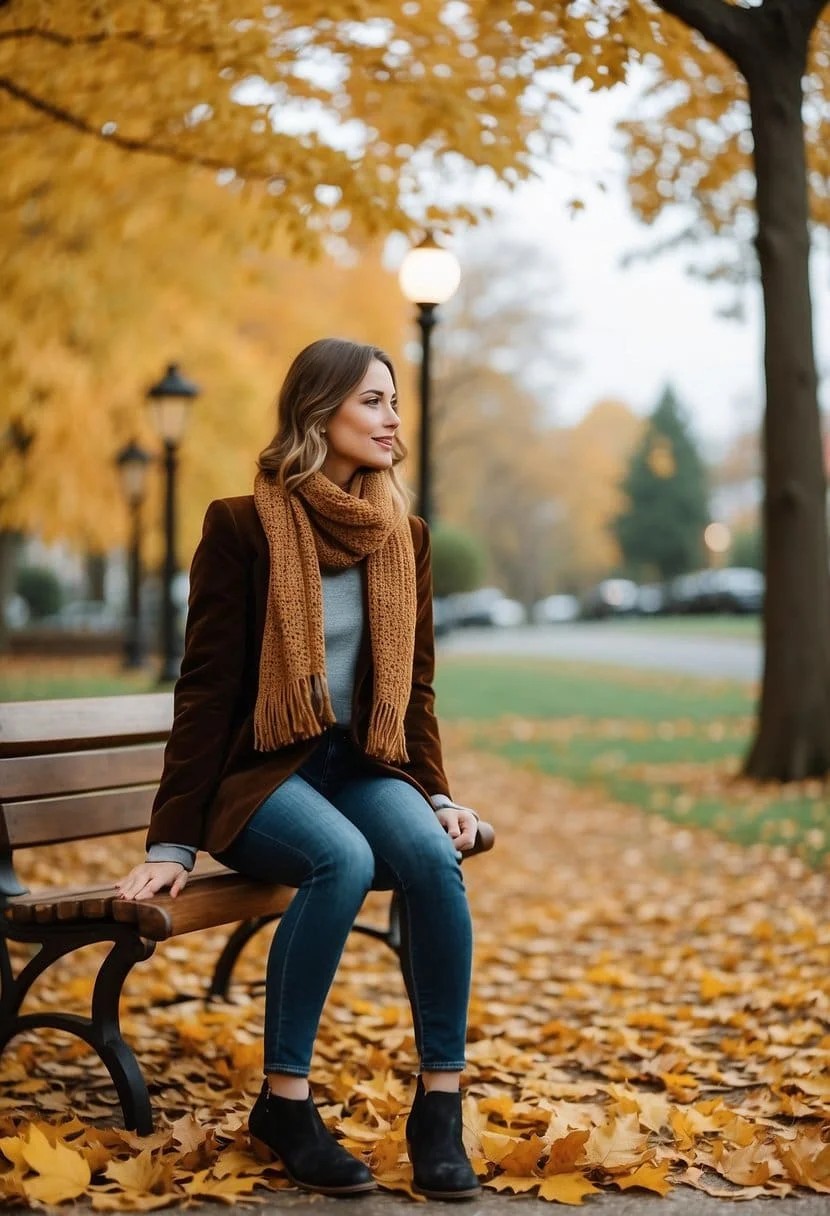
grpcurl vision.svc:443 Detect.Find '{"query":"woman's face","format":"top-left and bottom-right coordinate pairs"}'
top-left (321, 359), bottom-right (399, 489)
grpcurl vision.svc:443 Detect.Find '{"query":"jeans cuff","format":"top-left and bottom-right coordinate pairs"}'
top-left (263, 1065), bottom-right (310, 1076)
top-left (420, 1062), bottom-right (466, 1071)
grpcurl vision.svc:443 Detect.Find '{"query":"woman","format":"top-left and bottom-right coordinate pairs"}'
top-left (116, 338), bottom-right (481, 1200)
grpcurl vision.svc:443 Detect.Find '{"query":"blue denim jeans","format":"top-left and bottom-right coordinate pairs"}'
top-left (214, 727), bottom-right (473, 1076)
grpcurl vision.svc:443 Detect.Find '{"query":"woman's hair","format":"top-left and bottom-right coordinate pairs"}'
top-left (258, 337), bottom-right (411, 518)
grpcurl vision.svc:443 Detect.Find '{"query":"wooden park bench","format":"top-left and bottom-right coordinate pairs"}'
top-left (0, 694), bottom-right (494, 1134)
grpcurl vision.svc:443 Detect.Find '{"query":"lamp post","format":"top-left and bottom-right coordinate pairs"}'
top-left (146, 363), bottom-right (200, 683)
top-left (398, 234), bottom-right (461, 528)
top-left (115, 440), bottom-right (152, 669)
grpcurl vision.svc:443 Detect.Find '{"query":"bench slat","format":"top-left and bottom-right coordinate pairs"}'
top-left (1, 786), bottom-right (155, 848)
top-left (0, 744), bottom-right (166, 800)
top-left (4, 883), bottom-right (118, 925)
top-left (0, 694), bottom-right (173, 756)
top-left (3, 861), bottom-right (231, 927)
top-left (113, 874), bottom-right (295, 941)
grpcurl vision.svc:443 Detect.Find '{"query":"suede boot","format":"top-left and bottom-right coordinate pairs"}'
top-left (249, 1081), bottom-right (375, 1195)
top-left (406, 1076), bottom-right (481, 1199)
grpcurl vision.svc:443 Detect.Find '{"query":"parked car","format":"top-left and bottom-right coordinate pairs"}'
top-left (635, 583), bottom-right (667, 616)
top-left (433, 596), bottom-right (455, 637)
top-left (665, 571), bottom-right (710, 614)
top-left (446, 586), bottom-right (527, 628)
top-left (666, 567), bottom-right (764, 615)
top-left (532, 594), bottom-right (581, 625)
top-left (696, 567), bottom-right (764, 614)
top-left (3, 593), bottom-right (31, 629)
top-left (580, 578), bottom-right (639, 620)
top-left (33, 600), bottom-right (122, 633)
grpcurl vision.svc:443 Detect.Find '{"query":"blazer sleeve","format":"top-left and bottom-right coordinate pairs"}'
top-left (145, 499), bottom-right (248, 850)
top-left (400, 516), bottom-right (452, 798)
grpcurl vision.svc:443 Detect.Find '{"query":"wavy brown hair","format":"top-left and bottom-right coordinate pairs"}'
top-left (258, 338), bottom-right (411, 519)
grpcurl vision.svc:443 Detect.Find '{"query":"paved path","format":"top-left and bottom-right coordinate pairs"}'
top-left (439, 623), bottom-right (761, 682)
top-left (195, 1183), bottom-right (826, 1214)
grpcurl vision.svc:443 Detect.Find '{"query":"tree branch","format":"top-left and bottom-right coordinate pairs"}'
top-left (0, 26), bottom-right (215, 55)
top-left (652, 0), bottom-right (754, 64)
top-left (792, 0), bottom-right (830, 31)
top-left (0, 75), bottom-right (284, 185)
top-left (780, 0), bottom-right (830, 34)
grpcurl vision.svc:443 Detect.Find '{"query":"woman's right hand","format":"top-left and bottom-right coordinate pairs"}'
top-left (115, 862), bottom-right (188, 901)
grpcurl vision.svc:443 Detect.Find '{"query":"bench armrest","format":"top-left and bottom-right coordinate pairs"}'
top-left (463, 820), bottom-right (494, 858)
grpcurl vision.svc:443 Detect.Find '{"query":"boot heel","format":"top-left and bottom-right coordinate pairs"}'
top-left (250, 1135), bottom-right (277, 1163)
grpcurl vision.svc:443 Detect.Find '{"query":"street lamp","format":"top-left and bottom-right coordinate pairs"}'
top-left (146, 363), bottom-right (200, 683)
top-left (398, 233), bottom-right (461, 527)
top-left (115, 440), bottom-right (152, 669)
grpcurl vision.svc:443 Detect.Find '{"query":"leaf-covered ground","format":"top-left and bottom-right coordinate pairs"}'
top-left (1, 734), bottom-right (828, 1206)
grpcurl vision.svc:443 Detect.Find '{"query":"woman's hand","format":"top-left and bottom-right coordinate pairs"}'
top-left (115, 862), bottom-right (188, 901)
top-left (434, 807), bottom-right (478, 853)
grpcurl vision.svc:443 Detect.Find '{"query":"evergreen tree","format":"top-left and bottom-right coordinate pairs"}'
top-left (614, 387), bottom-right (709, 581)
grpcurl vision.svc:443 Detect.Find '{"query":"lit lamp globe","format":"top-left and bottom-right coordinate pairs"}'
top-left (704, 521), bottom-right (732, 556)
top-left (146, 363), bottom-right (200, 445)
top-left (398, 235), bottom-right (461, 306)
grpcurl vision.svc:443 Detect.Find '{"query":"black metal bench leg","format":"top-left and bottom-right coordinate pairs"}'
top-left (208, 893), bottom-right (403, 1003)
top-left (91, 936), bottom-right (157, 1133)
top-left (0, 927), bottom-right (156, 1134)
top-left (208, 914), bottom-right (281, 1001)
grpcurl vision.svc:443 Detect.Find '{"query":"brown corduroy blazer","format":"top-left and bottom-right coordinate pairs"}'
top-left (145, 496), bottom-right (451, 858)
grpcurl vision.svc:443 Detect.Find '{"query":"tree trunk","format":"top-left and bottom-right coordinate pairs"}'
top-left (0, 529), bottom-right (23, 653)
top-left (743, 37), bottom-right (830, 778)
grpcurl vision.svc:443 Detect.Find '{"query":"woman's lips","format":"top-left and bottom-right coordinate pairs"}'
top-left (373, 437), bottom-right (394, 449)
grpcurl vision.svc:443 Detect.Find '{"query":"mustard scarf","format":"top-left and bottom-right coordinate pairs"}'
top-left (253, 469), bottom-right (416, 762)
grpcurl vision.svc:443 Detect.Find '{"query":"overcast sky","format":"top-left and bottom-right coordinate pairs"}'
top-left (473, 82), bottom-right (829, 459)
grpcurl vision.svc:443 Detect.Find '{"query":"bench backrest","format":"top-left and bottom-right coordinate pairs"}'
top-left (0, 694), bottom-right (173, 897)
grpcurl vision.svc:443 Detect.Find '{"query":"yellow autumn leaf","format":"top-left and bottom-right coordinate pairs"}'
top-left (614, 1160), bottom-right (673, 1195)
top-left (543, 1130), bottom-right (590, 1174)
top-left (538, 1172), bottom-right (601, 1204)
top-left (584, 1115), bottom-right (650, 1172)
top-left (485, 1174), bottom-right (540, 1194)
top-left (480, 1131), bottom-right (519, 1165)
top-left (499, 1133), bottom-right (548, 1175)
top-left (20, 1125), bottom-right (91, 1204)
top-left (105, 1148), bottom-right (172, 1193)
top-left (181, 1168), bottom-right (261, 1201)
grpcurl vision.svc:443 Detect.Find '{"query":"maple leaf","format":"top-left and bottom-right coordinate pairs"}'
top-left (498, 1133), bottom-right (548, 1176)
top-left (480, 1131), bottom-right (518, 1165)
top-left (584, 1115), bottom-right (651, 1173)
top-left (613, 1160), bottom-right (673, 1195)
top-left (538, 1172), bottom-right (600, 1204)
top-left (369, 1132), bottom-right (406, 1174)
top-left (543, 1130), bottom-right (590, 1175)
top-left (105, 1149), bottom-right (176, 1194)
top-left (168, 1113), bottom-right (208, 1155)
top-left (485, 1173), bottom-right (540, 1194)
top-left (182, 1168), bottom-right (261, 1201)
top-left (20, 1124), bottom-right (91, 1204)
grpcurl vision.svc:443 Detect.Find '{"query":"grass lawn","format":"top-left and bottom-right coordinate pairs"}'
top-left (1, 657), bottom-right (167, 700)
top-left (434, 656), bottom-right (829, 868)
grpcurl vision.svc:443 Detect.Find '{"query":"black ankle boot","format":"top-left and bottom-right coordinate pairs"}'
top-left (406, 1076), bottom-right (481, 1200)
top-left (249, 1081), bottom-right (375, 1195)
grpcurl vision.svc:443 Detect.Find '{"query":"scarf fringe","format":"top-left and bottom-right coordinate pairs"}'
top-left (254, 675), bottom-right (335, 752)
top-left (366, 699), bottom-right (410, 764)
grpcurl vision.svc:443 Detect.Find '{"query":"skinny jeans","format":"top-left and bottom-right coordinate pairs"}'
top-left (213, 727), bottom-right (473, 1076)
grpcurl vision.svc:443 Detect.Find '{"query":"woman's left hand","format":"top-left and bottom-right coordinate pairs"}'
top-left (435, 807), bottom-right (478, 853)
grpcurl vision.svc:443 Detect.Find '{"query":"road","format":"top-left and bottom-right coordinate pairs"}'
top-left (438, 622), bottom-right (761, 682)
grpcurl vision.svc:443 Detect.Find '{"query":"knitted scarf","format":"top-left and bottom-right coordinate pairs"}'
top-left (253, 468), bottom-right (417, 762)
